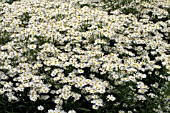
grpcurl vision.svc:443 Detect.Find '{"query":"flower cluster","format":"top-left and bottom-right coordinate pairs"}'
top-left (0, 0), bottom-right (170, 112)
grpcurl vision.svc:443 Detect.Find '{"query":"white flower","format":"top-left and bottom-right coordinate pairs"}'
top-left (51, 69), bottom-right (58, 77)
top-left (28, 44), bottom-right (37, 50)
top-left (107, 95), bottom-right (116, 101)
top-left (119, 110), bottom-right (125, 113)
top-left (137, 95), bottom-right (146, 101)
top-left (137, 73), bottom-right (147, 79)
top-left (54, 110), bottom-right (66, 113)
top-left (151, 83), bottom-right (158, 88)
top-left (48, 109), bottom-right (54, 113)
top-left (40, 95), bottom-right (50, 100)
top-left (168, 76), bottom-right (170, 81)
top-left (91, 99), bottom-right (103, 106)
top-left (128, 76), bottom-right (136, 82)
top-left (68, 110), bottom-right (76, 113)
top-left (37, 105), bottom-right (44, 111)
top-left (29, 37), bottom-right (37, 42)
top-left (54, 98), bottom-right (63, 105)
top-left (138, 88), bottom-right (148, 94)
top-left (147, 93), bottom-right (156, 98)
top-left (92, 105), bottom-right (99, 110)
top-left (77, 69), bottom-right (84, 73)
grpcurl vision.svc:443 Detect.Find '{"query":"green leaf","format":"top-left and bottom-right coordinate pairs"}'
top-left (76, 108), bottom-right (91, 112)
top-left (16, 105), bottom-right (25, 108)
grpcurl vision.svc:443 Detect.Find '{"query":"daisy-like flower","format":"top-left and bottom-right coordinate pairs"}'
top-left (28, 44), bottom-right (37, 50)
top-left (29, 37), bottom-right (37, 42)
top-left (91, 99), bottom-right (103, 107)
top-left (68, 110), bottom-right (76, 113)
top-left (137, 95), bottom-right (146, 101)
top-left (138, 88), bottom-right (148, 94)
top-left (119, 110), bottom-right (125, 113)
top-left (54, 109), bottom-right (66, 113)
top-left (77, 69), bottom-right (84, 73)
top-left (54, 98), bottom-right (63, 105)
top-left (92, 104), bottom-right (99, 110)
top-left (137, 73), bottom-right (147, 79)
top-left (37, 105), bottom-right (44, 111)
top-left (48, 109), bottom-right (54, 113)
top-left (107, 95), bottom-right (116, 101)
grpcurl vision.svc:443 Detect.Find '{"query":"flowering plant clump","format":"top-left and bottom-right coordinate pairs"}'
top-left (0, 0), bottom-right (170, 113)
